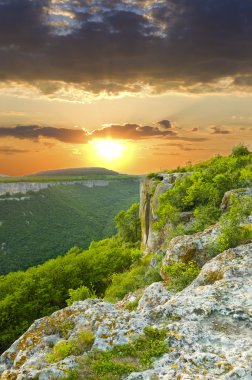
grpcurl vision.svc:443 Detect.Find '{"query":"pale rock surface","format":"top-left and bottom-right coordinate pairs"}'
top-left (221, 187), bottom-right (252, 210)
top-left (0, 180), bottom-right (113, 196)
top-left (161, 223), bottom-right (221, 272)
top-left (1, 243), bottom-right (251, 379)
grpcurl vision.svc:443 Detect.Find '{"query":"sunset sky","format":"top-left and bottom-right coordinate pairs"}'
top-left (0, 0), bottom-right (252, 176)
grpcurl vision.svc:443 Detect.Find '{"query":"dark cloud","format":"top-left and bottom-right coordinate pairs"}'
top-left (0, 122), bottom-right (176, 144)
top-left (157, 120), bottom-right (172, 129)
top-left (0, 146), bottom-right (28, 155)
top-left (211, 126), bottom-right (231, 134)
top-left (0, 0), bottom-right (252, 94)
top-left (87, 123), bottom-right (176, 140)
top-left (0, 125), bottom-right (89, 144)
top-left (156, 142), bottom-right (207, 151)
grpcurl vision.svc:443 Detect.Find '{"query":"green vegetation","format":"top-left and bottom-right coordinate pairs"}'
top-left (0, 145), bottom-right (251, 364)
top-left (0, 180), bottom-right (139, 274)
top-left (46, 330), bottom-right (95, 362)
top-left (66, 286), bottom-right (96, 306)
top-left (163, 261), bottom-right (201, 292)
top-left (215, 194), bottom-right (252, 253)
top-left (115, 203), bottom-right (141, 243)
top-left (0, 235), bottom-right (141, 353)
top-left (75, 326), bottom-right (168, 380)
top-left (105, 254), bottom-right (161, 303)
top-left (154, 146), bottom-right (252, 240)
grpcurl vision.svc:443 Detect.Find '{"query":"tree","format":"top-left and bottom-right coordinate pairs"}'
top-left (232, 144), bottom-right (250, 157)
top-left (115, 203), bottom-right (141, 243)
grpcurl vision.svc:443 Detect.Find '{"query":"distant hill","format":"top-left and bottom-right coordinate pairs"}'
top-left (27, 167), bottom-right (119, 177)
top-left (0, 174), bottom-right (9, 177)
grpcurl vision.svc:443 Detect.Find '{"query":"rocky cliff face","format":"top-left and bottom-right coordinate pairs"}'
top-left (0, 180), bottom-right (123, 196)
top-left (139, 173), bottom-right (191, 252)
top-left (1, 242), bottom-right (251, 379)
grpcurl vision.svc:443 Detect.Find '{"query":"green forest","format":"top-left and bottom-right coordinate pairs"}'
top-left (0, 146), bottom-right (251, 356)
top-left (0, 180), bottom-right (139, 274)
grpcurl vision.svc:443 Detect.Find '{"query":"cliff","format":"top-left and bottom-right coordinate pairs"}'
top-left (139, 173), bottom-right (191, 252)
top-left (0, 180), bottom-right (113, 196)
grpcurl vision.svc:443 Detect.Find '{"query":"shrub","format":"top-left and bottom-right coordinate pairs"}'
top-left (163, 261), bottom-right (200, 292)
top-left (46, 340), bottom-right (74, 362)
top-left (104, 255), bottom-right (161, 303)
top-left (232, 144), bottom-right (250, 157)
top-left (77, 327), bottom-right (168, 380)
top-left (215, 195), bottom-right (252, 252)
top-left (155, 148), bottom-right (252, 234)
top-left (66, 286), bottom-right (95, 306)
top-left (46, 330), bottom-right (95, 362)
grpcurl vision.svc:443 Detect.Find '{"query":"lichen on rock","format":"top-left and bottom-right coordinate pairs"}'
top-left (1, 243), bottom-right (251, 379)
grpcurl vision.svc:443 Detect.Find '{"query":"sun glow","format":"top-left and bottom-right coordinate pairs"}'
top-left (91, 139), bottom-right (125, 161)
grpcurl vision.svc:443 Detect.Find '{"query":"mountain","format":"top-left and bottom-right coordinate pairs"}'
top-left (27, 167), bottom-right (119, 177)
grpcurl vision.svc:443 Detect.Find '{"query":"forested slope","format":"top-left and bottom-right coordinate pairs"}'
top-left (0, 180), bottom-right (139, 274)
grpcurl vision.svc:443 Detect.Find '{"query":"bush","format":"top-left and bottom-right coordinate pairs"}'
top-left (46, 330), bottom-right (95, 363)
top-left (163, 261), bottom-right (200, 292)
top-left (66, 286), bottom-right (95, 306)
top-left (232, 144), bottom-right (250, 157)
top-left (155, 148), bottom-right (252, 234)
top-left (76, 327), bottom-right (168, 380)
top-left (105, 255), bottom-right (161, 303)
top-left (215, 195), bottom-right (252, 252)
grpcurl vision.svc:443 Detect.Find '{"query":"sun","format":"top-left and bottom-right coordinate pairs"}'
top-left (91, 139), bottom-right (125, 161)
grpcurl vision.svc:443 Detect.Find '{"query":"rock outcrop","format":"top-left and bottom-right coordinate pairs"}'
top-left (0, 179), bottom-right (138, 196)
top-left (160, 223), bottom-right (221, 273)
top-left (221, 188), bottom-right (252, 210)
top-left (1, 243), bottom-right (251, 379)
top-left (139, 173), bottom-right (191, 252)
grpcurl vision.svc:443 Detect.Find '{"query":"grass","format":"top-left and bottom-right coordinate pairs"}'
top-left (46, 330), bottom-right (95, 362)
top-left (76, 326), bottom-right (168, 380)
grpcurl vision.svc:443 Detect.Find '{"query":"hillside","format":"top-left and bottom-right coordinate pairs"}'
top-left (28, 167), bottom-right (119, 177)
top-left (0, 179), bottom-right (139, 274)
top-left (0, 147), bottom-right (251, 378)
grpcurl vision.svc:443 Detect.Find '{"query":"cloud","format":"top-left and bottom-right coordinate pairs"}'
top-left (0, 0), bottom-right (252, 96)
top-left (87, 123), bottom-right (177, 140)
top-left (0, 122), bottom-right (177, 143)
top-left (0, 146), bottom-right (28, 155)
top-left (157, 120), bottom-right (172, 129)
top-left (211, 126), bottom-right (231, 135)
top-left (0, 125), bottom-right (89, 144)
top-left (156, 142), bottom-right (207, 151)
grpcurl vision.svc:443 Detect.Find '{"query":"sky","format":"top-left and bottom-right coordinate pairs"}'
top-left (0, 0), bottom-right (251, 176)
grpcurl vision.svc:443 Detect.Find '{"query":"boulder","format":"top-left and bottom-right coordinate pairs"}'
top-left (161, 223), bottom-right (221, 275)
top-left (221, 188), bottom-right (252, 210)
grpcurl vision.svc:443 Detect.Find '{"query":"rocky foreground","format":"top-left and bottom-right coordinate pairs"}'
top-left (1, 242), bottom-right (251, 379)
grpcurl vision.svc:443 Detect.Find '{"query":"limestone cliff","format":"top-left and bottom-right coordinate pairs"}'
top-left (139, 172), bottom-right (191, 252)
top-left (0, 179), bottom-right (133, 196)
top-left (0, 180), bottom-right (111, 196)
